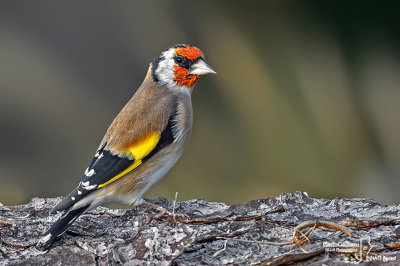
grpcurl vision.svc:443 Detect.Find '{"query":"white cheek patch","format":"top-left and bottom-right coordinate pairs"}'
top-left (154, 48), bottom-right (195, 94)
top-left (155, 49), bottom-right (177, 88)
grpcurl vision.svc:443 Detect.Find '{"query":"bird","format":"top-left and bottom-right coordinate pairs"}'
top-left (37, 44), bottom-right (216, 250)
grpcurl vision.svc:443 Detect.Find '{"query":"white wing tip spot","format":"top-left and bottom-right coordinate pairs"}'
top-left (81, 181), bottom-right (97, 190)
top-left (40, 233), bottom-right (52, 243)
top-left (84, 184), bottom-right (97, 190)
top-left (85, 169), bottom-right (96, 177)
top-left (71, 196), bottom-right (75, 201)
top-left (77, 190), bottom-right (82, 195)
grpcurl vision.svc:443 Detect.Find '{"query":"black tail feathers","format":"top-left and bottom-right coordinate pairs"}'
top-left (37, 205), bottom-right (89, 250)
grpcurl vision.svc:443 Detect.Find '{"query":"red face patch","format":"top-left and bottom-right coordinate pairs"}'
top-left (175, 45), bottom-right (204, 60)
top-left (172, 45), bottom-right (205, 87)
top-left (173, 65), bottom-right (199, 88)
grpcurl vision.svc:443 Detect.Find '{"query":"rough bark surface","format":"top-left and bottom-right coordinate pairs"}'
top-left (1, 192), bottom-right (400, 265)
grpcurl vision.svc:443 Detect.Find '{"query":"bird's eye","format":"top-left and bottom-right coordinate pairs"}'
top-left (175, 55), bottom-right (184, 64)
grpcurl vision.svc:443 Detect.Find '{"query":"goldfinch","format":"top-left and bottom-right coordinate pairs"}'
top-left (37, 44), bottom-right (216, 250)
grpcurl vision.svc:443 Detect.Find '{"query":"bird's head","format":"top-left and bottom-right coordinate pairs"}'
top-left (151, 44), bottom-right (216, 91)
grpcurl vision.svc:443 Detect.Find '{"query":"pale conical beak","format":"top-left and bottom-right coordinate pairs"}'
top-left (189, 59), bottom-right (216, 75)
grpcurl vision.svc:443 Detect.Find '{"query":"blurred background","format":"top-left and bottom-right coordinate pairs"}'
top-left (1, 1), bottom-right (400, 206)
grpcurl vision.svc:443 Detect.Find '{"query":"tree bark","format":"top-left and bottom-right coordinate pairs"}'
top-left (1, 192), bottom-right (400, 265)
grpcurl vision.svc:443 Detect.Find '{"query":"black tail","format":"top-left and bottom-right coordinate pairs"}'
top-left (37, 205), bottom-right (89, 250)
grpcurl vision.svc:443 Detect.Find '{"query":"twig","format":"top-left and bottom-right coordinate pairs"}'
top-left (217, 220), bottom-right (352, 248)
top-left (213, 239), bottom-right (228, 257)
top-left (172, 192), bottom-right (178, 224)
top-left (216, 236), bottom-right (293, 246)
top-left (0, 219), bottom-right (18, 225)
top-left (292, 220), bottom-right (351, 246)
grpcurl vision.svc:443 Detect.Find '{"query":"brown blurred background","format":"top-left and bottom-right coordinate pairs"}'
top-left (1, 1), bottom-right (400, 206)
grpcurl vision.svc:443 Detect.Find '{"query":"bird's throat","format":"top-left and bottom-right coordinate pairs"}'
top-left (173, 65), bottom-right (199, 88)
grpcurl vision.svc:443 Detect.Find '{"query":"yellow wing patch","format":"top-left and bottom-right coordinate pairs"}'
top-left (125, 131), bottom-right (161, 159)
top-left (97, 131), bottom-right (161, 189)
